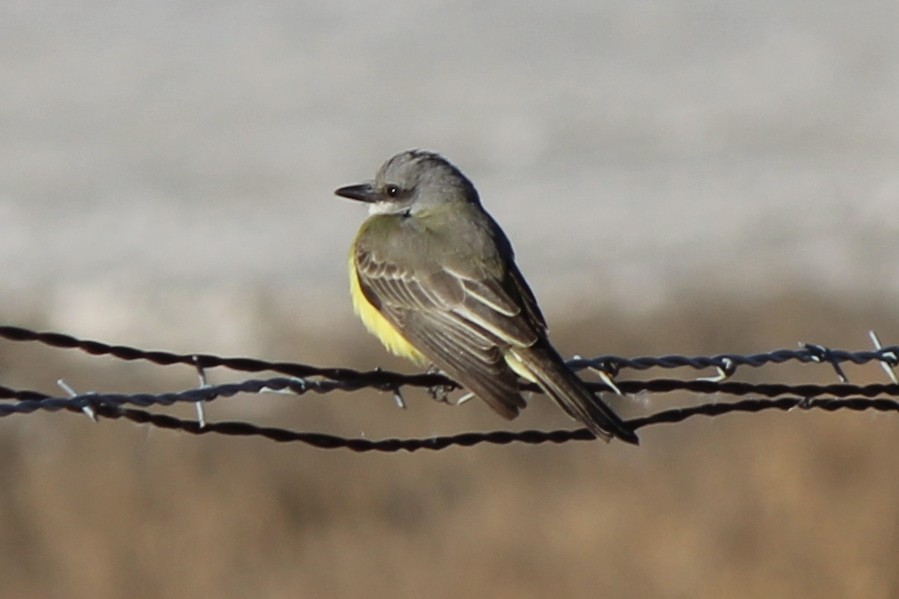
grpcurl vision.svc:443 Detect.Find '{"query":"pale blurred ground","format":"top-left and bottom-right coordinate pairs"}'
top-left (1, 1), bottom-right (899, 598)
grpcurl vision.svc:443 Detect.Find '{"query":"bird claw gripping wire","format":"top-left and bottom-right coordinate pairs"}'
top-left (425, 383), bottom-right (456, 406)
top-left (423, 365), bottom-right (455, 405)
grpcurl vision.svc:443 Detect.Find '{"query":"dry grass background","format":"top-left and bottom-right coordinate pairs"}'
top-left (1, 289), bottom-right (898, 599)
top-left (4, 4), bottom-right (898, 597)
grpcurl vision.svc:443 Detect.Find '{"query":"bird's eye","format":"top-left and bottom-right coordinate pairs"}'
top-left (385, 184), bottom-right (400, 198)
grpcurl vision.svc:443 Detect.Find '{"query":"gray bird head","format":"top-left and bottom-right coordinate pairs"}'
top-left (335, 150), bottom-right (481, 215)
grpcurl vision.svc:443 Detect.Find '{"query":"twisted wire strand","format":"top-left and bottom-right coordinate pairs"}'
top-left (2, 390), bottom-right (896, 452)
top-left (2, 324), bottom-right (897, 451)
top-left (3, 378), bottom-right (899, 409)
top-left (2, 325), bottom-right (897, 386)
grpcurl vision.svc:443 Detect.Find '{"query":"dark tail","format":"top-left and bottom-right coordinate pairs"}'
top-left (512, 343), bottom-right (639, 445)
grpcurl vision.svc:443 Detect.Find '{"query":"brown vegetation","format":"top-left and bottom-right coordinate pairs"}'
top-left (1, 290), bottom-right (897, 598)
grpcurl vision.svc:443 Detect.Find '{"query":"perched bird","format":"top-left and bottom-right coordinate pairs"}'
top-left (335, 150), bottom-right (638, 444)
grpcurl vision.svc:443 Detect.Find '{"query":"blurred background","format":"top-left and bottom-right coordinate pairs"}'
top-left (2, 1), bottom-right (898, 597)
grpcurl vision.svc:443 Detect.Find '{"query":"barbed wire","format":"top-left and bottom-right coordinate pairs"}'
top-left (1, 325), bottom-right (897, 451)
top-left (3, 325), bottom-right (897, 383)
top-left (1, 386), bottom-right (896, 452)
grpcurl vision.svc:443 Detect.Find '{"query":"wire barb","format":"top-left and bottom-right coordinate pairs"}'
top-left (697, 358), bottom-right (736, 382)
top-left (392, 387), bottom-right (407, 410)
top-left (801, 342), bottom-right (849, 382)
top-left (191, 355), bottom-right (208, 427)
top-left (869, 330), bottom-right (899, 384)
top-left (57, 379), bottom-right (97, 422)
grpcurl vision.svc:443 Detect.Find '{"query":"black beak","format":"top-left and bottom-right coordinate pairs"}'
top-left (334, 183), bottom-right (380, 203)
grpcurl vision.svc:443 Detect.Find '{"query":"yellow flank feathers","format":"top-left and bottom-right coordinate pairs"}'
top-left (348, 250), bottom-right (426, 364)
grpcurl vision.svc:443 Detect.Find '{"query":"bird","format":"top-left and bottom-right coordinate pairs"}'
top-left (335, 150), bottom-right (638, 444)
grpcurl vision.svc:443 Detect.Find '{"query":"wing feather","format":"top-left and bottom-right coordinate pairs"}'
top-left (400, 311), bottom-right (524, 417)
top-left (354, 244), bottom-right (537, 417)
